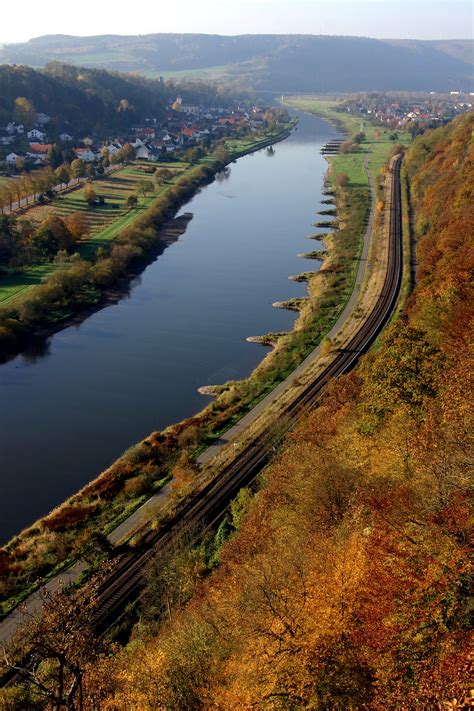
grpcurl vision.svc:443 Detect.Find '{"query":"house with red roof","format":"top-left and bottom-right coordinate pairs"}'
top-left (74, 147), bottom-right (96, 162)
top-left (28, 143), bottom-right (52, 155)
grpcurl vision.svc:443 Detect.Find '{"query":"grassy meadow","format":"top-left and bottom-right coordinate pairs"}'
top-left (0, 161), bottom-right (188, 304)
top-left (284, 98), bottom-right (411, 187)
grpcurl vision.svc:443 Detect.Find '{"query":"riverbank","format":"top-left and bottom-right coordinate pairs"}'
top-left (0, 121), bottom-right (296, 364)
top-left (0, 107), bottom-right (398, 636)
top-left (0, 109), bottom-right (366, 619)
top-left (0, 119), bottom-right (302, 616)
top-left (0, 104), bottom-right (398, 619)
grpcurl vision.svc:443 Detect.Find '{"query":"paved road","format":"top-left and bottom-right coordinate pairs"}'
top-left (0, 154), bottom-right (376, 644)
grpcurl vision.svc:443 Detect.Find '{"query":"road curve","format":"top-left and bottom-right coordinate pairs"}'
top-left (90, 154), bottom-right (403, 633)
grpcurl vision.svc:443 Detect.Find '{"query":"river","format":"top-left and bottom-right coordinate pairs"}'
top-left (0, 111), bottom-right (340, 543)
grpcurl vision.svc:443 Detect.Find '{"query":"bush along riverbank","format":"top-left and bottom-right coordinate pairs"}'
top-left (0, 115), bottom-right (376, 620)
top-left (0, 120), bottom-right (296, 364)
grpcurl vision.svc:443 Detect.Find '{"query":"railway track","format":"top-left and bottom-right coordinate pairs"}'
top-left (91, 154), bottom-right (403, 633)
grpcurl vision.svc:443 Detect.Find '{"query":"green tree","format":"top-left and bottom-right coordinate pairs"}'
top-left (230, 487), bottom-right (253, 531)
top-left (48, 144), bottom-right (63, 170)
top-left (137, 179), bottom-right (154, 197)
top-left (126, 194), bottom-right (139, 209)
top-left (0, 215), bottom-right (18, 265)
top-left (353, 131), bottom-right (366, 144)
top-left (155, 167), bottom-right (172, 185)
top-left (212, 146), bottom-right (230, 165)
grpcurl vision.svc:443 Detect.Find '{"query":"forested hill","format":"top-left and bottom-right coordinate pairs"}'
top-left (81, 113), bottom-right (472, 706)
top-left (1, 34), bottom-right (472, 92)
top-left (0, 63), bottom-right (234, 134)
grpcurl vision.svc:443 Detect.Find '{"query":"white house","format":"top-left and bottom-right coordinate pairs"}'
top-left (181, 104), bottom-right (200, 116)
top-left (26, 154), bottom-right (47, 165)
top-left (27, 128), bottom-right (46, 141)
top-left (135, 144), bottom-right (160, 161)
top-left (0, 133), bottom-right (14, 145)
top-left (135, 145), bottom-right (151, 160)
top-left (59, 132), bottom-right (73, 142)
top-left (6, 152), bottom-right (22, 163)
top-left (6, 122), bottom-right (24, 135)
top-left (106, 143), bottom-right (122, 155)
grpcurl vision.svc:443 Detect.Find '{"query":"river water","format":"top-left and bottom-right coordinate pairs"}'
top-left (0, 111), bottom-right (339, 542)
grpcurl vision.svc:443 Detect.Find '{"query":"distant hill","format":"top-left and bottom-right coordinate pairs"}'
top-left (0, 63), bottom-right (233, 135)
top-left (0, 34), bottom-right (472, 92)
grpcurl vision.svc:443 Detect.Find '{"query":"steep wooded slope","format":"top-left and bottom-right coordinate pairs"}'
top-left (91, 113), bottom-right (473, 709)
top-left (1, 34), bottom-right (472, 92)
top-left (1, 114), bottom-right (471, 711)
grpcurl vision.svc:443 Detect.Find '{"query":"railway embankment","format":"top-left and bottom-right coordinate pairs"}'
top-left (0, 117), bottom-right (400, 638)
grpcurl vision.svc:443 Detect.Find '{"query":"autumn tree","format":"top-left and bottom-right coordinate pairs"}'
top-left (70, 159), bottom-right (85, 179)
top-left (54, 163), bottom-right (70, 189)
top-left (141, 533), bottom-right (208, 623)
top-left (63, 212), bottom-right (88, 242)
top-left (335, 172), bottom-right (349, 188)
top-left (14, 97), bottom-right (36, 129)
top-left (119, 143), bottom-right (135, 163)
top-left (339, 139), bottom-right (357, 154)
top-left (30, 215), bottom-right (74, 258)
top-left (0, 585), bottom-right (112, 710)
top-left (84, 185), bottom-right (97, 206)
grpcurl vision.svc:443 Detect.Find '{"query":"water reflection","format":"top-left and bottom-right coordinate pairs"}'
top-left (216, 167), bottom-right (231, 182)
top-left (19, 338), bottom-right (52, 363)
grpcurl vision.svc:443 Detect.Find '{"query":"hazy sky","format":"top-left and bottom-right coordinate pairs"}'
top-left (2, 0), bottom-right (473, 43)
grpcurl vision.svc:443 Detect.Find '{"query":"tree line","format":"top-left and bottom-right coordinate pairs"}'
top-left (0, 143), bottom-right (138, 215)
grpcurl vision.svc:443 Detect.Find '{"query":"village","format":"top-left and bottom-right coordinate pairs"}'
top-left (0, 98), bottom-right (272, 173)
top-left (338, 90), bottom-right (473, 131)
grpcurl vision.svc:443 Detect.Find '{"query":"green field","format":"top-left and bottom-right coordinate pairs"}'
top-left (143, 65), bottom-right (233, 81)
top-left (0, 124), bottom-right (294, 307)
top-left (284, 98), bottom-right (411, 187)
top-left (0, 161), bottom-right (189, 304)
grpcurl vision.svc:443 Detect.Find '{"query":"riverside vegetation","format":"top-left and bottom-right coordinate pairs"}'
top-left (1, 109), bottom-right (472, 710)
top-left (0, 114), bottom-right (294, 361)
top-left (0, 118), bottom-right (296, 615)
top-left (0, 102), bottom-right (403, 618)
